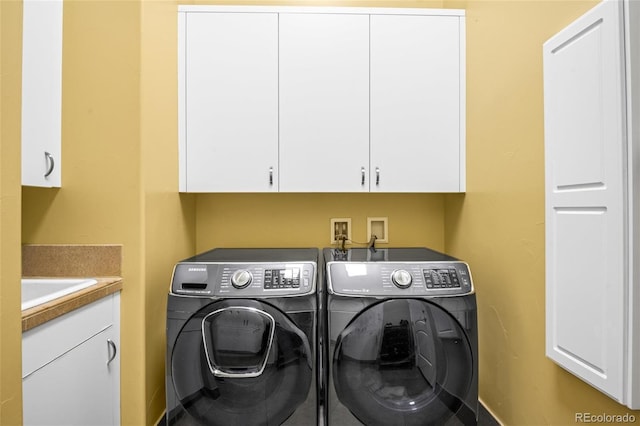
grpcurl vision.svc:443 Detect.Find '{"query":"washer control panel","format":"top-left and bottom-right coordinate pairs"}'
top-left (423, 267), bottom-right (463, 289)
top-left (328, 261), bottom-right (473, 297)
top-left (171, 262), bottom-right (316, 297)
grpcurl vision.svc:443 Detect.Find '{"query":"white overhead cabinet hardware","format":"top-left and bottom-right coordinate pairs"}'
top-left (544, 0), bottom-right (640, 409)
top-left (178, 6), bottom-right (465, 193)
top-left (22, 0), bottom-right (63, 187)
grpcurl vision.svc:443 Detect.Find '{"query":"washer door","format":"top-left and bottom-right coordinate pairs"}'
top-left (333, 299), bottom-right (473, 426)
top-left (171, 299), bottom-right (312, 425)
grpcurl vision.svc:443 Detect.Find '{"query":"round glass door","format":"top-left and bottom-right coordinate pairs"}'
top-left (333, 299), bottom-right (473, 426)
top-left (171, 299), bottom-right (312, 425)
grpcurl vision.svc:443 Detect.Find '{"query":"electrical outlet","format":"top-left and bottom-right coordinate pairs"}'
top-left (330, 218), bottom-right (351, 244)
top-left (367, 217), bottom-right (388, 243)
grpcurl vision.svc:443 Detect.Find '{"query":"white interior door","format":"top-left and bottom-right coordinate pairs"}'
top-left (544, 0), bottom-right (626, 402)
top-left (182, 12), bottom-right (278, 192)
top-left (279, 13), bottom-right (369, 192)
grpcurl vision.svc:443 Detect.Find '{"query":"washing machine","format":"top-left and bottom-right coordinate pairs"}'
top-left (166, 248), bottom-right (321, 426)
top-left (324, 247), bottom-right (478, 426)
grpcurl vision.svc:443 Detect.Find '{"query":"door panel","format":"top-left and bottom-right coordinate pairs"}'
top-left (279, 13), bottom-right (369, 192)
top-left (332, 299), bottom-right (473, 426)
top-left (544, 0), bottom-right (625, 400)
top-left (370, 15), bottom-right (461, 192)
top-left (183, 13), bottom-right (278, 192)
top-left (23, 327), bottom-right (117, 426)
top-left (171, 300), bottom-right (312, 425)
top-left (22, 0), bottom-right (62, 187)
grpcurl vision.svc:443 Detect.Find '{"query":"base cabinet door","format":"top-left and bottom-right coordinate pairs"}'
top-left (23, 326), bottom-right (119, 426)
top-left (22, 293), bottom-right (121, 426)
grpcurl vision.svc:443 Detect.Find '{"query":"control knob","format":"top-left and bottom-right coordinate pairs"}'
top-left (391, 269), bottom-right (412, 289)
top-left (231, 270), bottom-right (253, 289)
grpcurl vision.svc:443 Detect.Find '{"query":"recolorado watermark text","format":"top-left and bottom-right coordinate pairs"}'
top-left (575, 412), bottom-right (636, 423)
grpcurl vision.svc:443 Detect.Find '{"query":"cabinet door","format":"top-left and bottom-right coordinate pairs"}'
top-left (544, 0), bottom-right (625, 401)
top-left (279, 13), bottom-right (369, 192)
top-left (180, 13), bottom-right (278, 192)
top-left (370, 14), bottom-right (463, 192)
top-left (21, 0), bottom-right (63, 187)
top-left (23, 326), bottom-right (119, 426)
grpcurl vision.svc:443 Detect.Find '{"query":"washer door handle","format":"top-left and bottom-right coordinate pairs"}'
top-left (201, 306), bottom-right (275, 378)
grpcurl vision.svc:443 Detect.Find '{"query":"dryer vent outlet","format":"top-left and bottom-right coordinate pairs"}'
top-left (330, 218), bottom-right (351, 244)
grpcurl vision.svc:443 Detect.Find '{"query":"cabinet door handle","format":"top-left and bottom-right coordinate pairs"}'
top-left (361, 167), bottom-right (366, 185)
top-left (107, 339), bottom-right (117, 366)
top-left (376, 167), bottom-right (380, 186)
top-left (269, 167), bottom-right (273, 186)
top-left (44, 151), bottom-right (55, 178)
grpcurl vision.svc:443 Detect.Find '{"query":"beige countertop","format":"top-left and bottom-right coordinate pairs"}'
top-left (21, 277), bottom-right (122, 332)
top-left (21, 244), bottom-right (124, 332)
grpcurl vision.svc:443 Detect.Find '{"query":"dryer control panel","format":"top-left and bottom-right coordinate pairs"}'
top-left (171, 262), bottom-right (316, 298)
top-left (327, 261), bottom-right (473, 297)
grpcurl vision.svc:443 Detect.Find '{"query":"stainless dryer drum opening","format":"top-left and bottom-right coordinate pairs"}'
top-left (202, 306), bottom-right (275, 378)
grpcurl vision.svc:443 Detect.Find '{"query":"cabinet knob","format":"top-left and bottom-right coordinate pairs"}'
top-left (44, 152), bottom-right (55, 178)
top-left (376, 167), bottom-right (380, 185)
top-left (269, 167), bottom-right (273, 186)
top-left (361, 167), bottom-right (366, 185)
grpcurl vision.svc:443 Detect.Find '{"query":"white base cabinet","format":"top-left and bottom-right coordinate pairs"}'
top-left (22, 293), bottom-right (120, 425)
top-left (178, 6), bottom-right (466, 193)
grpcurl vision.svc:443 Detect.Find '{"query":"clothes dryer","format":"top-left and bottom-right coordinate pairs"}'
top-left (166, 248), bottom-right (320, 426)
top-left (324, 248), bottom-right (478, 426)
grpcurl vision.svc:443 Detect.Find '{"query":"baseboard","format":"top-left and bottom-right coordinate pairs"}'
top-left (479, 397), bottom-right (504, 426)
top-left (155, 410), bottom-right (166, 426)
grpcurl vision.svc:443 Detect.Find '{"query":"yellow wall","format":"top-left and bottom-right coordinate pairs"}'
top-left (140, 0), bottom-right (197, 419)
top-left (0, 0), bottom-right (24, 424)
top-left (21, 0), bottom-right (195, 424)
top-left (11, 1), bottom-right (640, 426)
top-left (445, 0), bottom-right (638, 424)
top-left (196, 193), bottom-right (445, 250)
top-left (22, 1), bottom-right (147, 423)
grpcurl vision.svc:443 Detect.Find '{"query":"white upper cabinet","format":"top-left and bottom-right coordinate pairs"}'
top-left (178, 6), bottom-right (466, 193)
top-left (544, 0), bottom-right (626, 403)
top-left (22, 0), bottom-right (63, 187)
top-left (370, 14), bottom-right (464, 192)
top-left (279, 13), bottom-right (370, 192)
top-left (179, 12), bottom-right (278, 192)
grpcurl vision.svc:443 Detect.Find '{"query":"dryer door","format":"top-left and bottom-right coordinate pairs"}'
top-left (171, 299), bottom-right (312, 425)
top-left (333, 299), bottom-right (474, 426)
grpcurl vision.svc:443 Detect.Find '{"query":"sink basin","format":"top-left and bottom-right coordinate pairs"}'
top-left (21, 278), bottom-right (98, 311)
